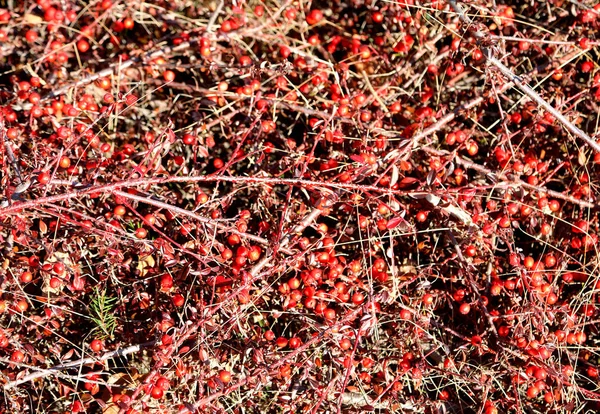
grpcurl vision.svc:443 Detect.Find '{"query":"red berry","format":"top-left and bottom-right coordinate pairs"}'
top-left (172, 293), bottom-right (184, 307)
top-left (59, 156), bottom-right (71, 169)
top-left (20, 272), bottom-right (33, 283)
top-left (416, 211), bottom-right (428, 222)
top-left (77, 39), bottom-right (90, 53)
top-left (372, 11), bottom-right (384, 23)
top-left (339, 338), bottom-right (352, 350)
top-left (150, 386), bottom-right (164, 399)
top-left (288, 337), bottom-right (301, 349)
top-left (459, 303), bottom-right (471, 315)
top-left (182, 133), bottom-right (195, 145)
top-left (143, 214), bottom-right (156, 226)
top-left (90, 339), bottom-right (103, 352)
top-left (306, 9), bottom-right (324, 25)
top-left (53, 262), bottom-right (65, 274)
top-left (213, 158), bottom-right (224, 169)
top-left (37, 172), bottom-right (51, 184)
top-left (582, 61), bottom-right (594, 73)
top-left (399, 308), bottom-right (411, 320)
top-left (163, 70), bottom-right (175, 82)
top-left (135, 227), bottom-right (148, 239)
top-left (156, 376), bottom-right (170, 390)
top-left (422, 294), bottom-right (434, 306)
top-left (218, 370), bottom-right (231, 383)
top-left (464, 245), bottom-right (477, 257)
top-left (14, 299), bottom-right (28, 313)
top-left (526, 385), bottom-right (539, 399)
top-left (25, 30), bottom-right (38, 42)
top-left (10, 350), bottom-right (25, 363)
top-left (160, 274), bottom-right (173, 290)
top-left (287, 277), bottom-right (301, 290)
top-left (285, 8), bottom-right (297, 20)
top-left (323, 308), bottom-right (336, 320)
top-left (352, 292), bottom-right (365, 305)
top-left (161, 334), bottom-right (173, 346)
top-left (114, 205), bottom-right (126, 216)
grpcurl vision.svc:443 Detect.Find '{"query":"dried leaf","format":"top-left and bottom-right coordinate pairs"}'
top-left (426, 169), bottom-right (436, 186)
top-left (425, 194), bottom-right (441, 206)
top-left (390, 165), bottom-right (399, 186)
top-left (197, 146), bottom-right (209, 158)
top-left (445, 162), bottom-right (455, 178)
top-left (578, 149), bottom-right (587, 166)
top-left (388, 199), bottom-right (401, 212)
top-left (24, 14), bottom-right (43, 24)
top-left (106, 372), bottom-right (131, 385)
top-left (103, 404), bottom-right (120, 414)
top-left (136, 254), bottom-right (155, 277)
top-left (442, 204), bottom-right (474, 226)
top-left (14, 180), bottom-right (31, 194)
top-left (386, 216), bottom-right (403, 229)
top-left (359, 313), bottom-right (377, 336)
top-left (486, 172), bottom-right (498, 183)
top-left (384, 149), bottom-right (400, 161)
top-left (61, 348), bottom-right (75, 361)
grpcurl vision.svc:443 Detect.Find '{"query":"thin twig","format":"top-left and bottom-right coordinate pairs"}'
top-left (448, 0), bottom-right (600, 153)
top-left (4, 341), bottom-right (155, 389)
top-left (361, 70), bottom-right (389, 114)
top-left (190, 294), bottom-right (384, 411)
top-left (118, 204), bottom-right (328, 413)
top-left (0, 175), bottom-right (414, 218)
top-left (381, 47), bottom-right (582, 177)
top-left (112, 190), bottom-right (294, 255)
top-left (420, 146), bottom-right (597, 209)
top-left (206, 0), bottom-right (224, 33)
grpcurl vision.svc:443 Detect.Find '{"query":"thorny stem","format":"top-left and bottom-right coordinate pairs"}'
top-left (189, 294), bottom-right (383, 412)
top-left (335, 329), bottom-right (362, 414)
top-left (2, 166), bottom-right (597, 224)
top-left (4, 341), bottom-right (156, 389)
top-left (39, 1), bottom-right (294, 103)
top-left (112, 190), bottom-right (294, 255)
top-left (117, 204), bottom-right (328, 412)
top-left (421, 146), bottom-right (597, 209)
top-left (448, 0), bottom-right (600, 153)
top-left (381, 47), bottom-right (582, 180)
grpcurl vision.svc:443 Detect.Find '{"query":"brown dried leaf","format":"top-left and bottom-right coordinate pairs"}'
top-left (61, 348), bottom-right (75, 361)
top-left (136, 254), bottom-right (155, 276)
top-left (578, 148), bottom-right (587, 166)
top-left (24, 14), bottom-right (43, 24)
top-left (103, 404), bottom-right (120, 414)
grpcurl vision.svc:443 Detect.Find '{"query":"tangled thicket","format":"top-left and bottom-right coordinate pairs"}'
top-left (1, 0), bottom-right (600, 413)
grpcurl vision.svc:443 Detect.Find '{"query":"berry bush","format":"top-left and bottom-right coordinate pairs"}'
top-left (1, 0), bottom-right (600, 413)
